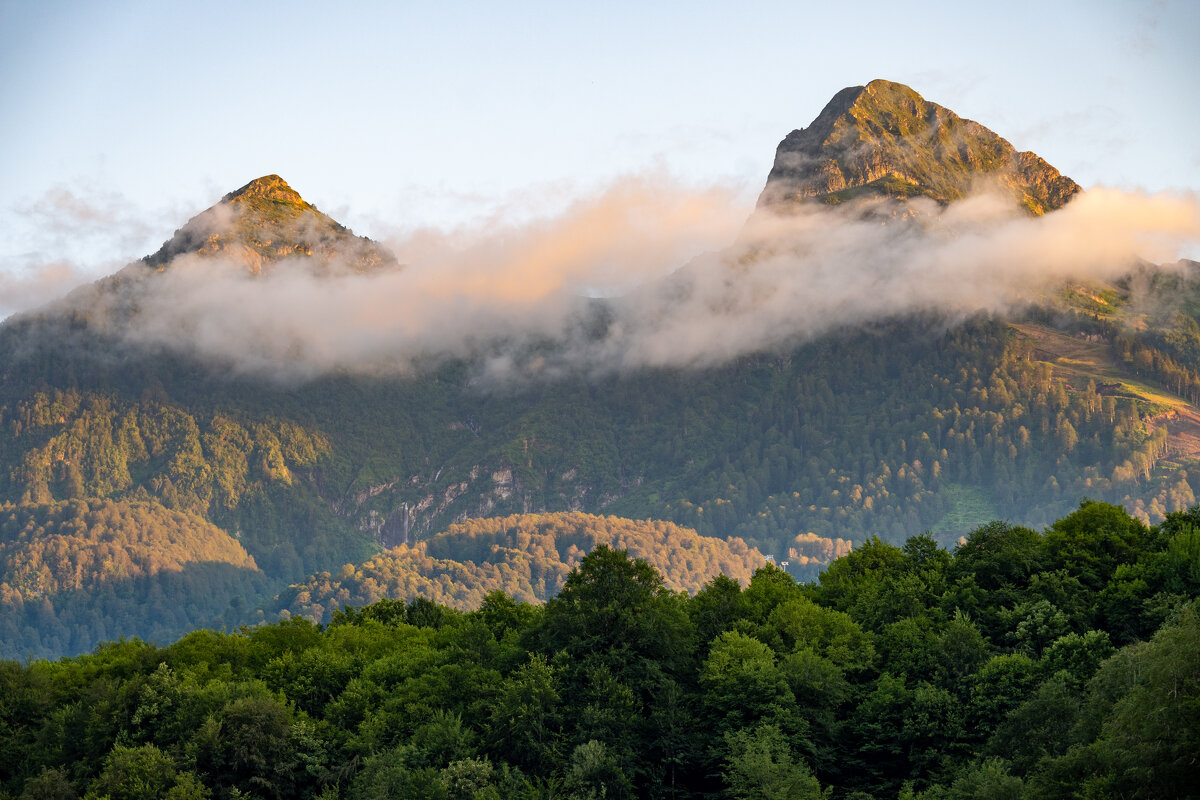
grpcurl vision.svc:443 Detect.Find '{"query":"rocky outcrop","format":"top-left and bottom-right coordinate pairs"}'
top-left (758, 80), bottom-right (1080, 214)
top-left (142, 175), bottom-right (399, 274)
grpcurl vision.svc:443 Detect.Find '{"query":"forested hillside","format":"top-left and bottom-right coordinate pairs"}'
top-left (7, 285), bottom-right (1200, 657)
top-left (2, 500), bottom-right (1196, 799)
top-left (274, 512), bottom-right (765, 623)
top-left (0, 498), bottom-right (267, 658)
top-left (0, 510), bottom-right (765, 661)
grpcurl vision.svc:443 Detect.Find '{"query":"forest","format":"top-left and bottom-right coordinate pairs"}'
top-left (5, 306), bottom-right (1200, 658)
top-left (272, 513), bottom-right (766, 624)
top-left (0, 511), bottom-right (771, 661)
top-left (1, 499), bottom-right (1196, 799)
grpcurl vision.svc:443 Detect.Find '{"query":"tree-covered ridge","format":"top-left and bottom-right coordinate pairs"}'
top-left (2, 500), bottom-right (1197, 799)
top-left (0, 497), bottom-right (268, 660)
top-left (275, 512), bottom-right (765, 623)
top-left (0, 498), bottom-right (257, 599)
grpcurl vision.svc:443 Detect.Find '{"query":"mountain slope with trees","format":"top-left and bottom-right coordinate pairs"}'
top-left (273, 512), bottom-right (765, 624)
top-left (0, 497), bottom-right (267, 659)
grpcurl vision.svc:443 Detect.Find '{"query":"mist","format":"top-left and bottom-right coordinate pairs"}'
top-left (1, 184), bottom-right (184, 318)
top-left (0, 260), bottom-right (106, 318)
top-left (46, 177), bottom-right (1200, 382)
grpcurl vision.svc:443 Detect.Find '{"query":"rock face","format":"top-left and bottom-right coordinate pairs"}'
top-left (758, 79), bottom-right (1080, 214)
top-left (143, 174), bottom-right (399, 274)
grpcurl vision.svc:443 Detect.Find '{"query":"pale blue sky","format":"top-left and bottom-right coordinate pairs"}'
top-left (1, 0), bottom-right (1197, 312)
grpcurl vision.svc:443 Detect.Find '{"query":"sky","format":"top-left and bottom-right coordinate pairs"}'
top-left (1, 0), bottom-right (1198, 318)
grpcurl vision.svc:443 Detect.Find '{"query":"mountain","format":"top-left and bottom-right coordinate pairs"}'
top-left (758, 79), bottom-right (1080, 213)
top-left (3, 79), bottom-right (1200, 658)
top-left (141, 174), bottom-right (399, 275)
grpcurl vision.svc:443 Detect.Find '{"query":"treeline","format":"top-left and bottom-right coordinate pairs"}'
top-left (2, 499), bottom-right (1197, 799)
top-left (0, 509), bottom-right (781, 659)
top-left (275, 512), bottom-right (766, 624)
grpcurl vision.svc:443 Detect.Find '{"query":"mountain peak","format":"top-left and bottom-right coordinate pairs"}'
top-left (223, 174), bottom-right (306, 204)
top-left (758, 79), bottom-right (1080, 214)
top-left (142, 175), bottom-right (398, 274)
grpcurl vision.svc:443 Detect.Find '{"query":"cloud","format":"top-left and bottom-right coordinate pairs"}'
top-left (0, 258), bottom-right (102, 318)
top-left (1, 184), bottom-right (189, 318)
top-left (108, 173), bottom-right (747, 379)
top-left (39, 176), bottom-right (1200, 383)
top-left (587, 187), bottom-right (1200, 372)
top-left (18, 185), bottom-right (159, 251)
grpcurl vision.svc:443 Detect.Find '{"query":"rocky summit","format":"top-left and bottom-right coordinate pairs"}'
top-left (142, 174), bottom-right (399, 274)
top-left (758, 79), bottom-right (1080, 214)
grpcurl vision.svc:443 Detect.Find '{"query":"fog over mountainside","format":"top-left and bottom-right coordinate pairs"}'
top-left (11, 84), bottom-right (1195, 382)
top-left (3, 79), bottom-right (1200, 659)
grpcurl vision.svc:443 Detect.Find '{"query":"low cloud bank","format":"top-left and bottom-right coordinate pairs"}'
top-left (2, 185), bottom-right (178, 318)
top-left (1, 260), bottom-right (104, 318)
top-left (47, 177), bottom-right (1200, 381)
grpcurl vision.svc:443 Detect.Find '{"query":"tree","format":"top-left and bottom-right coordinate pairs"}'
top-left (1078, 600), bottom-right (1200, 798)
top-left (486, 654), bottom-right (562, 775)
top-left (936, 610), bottom-right (989, 686)
top-left (985, 675), bottom-right (1078, 776)
top-left (19, 767), bottom-right (78, 800)
top-left (83, 744), bottom-right (179, 800)
top-left (564, 740), bottom-right (633, 800)
top-left (700, 632), bottom-right (793, 734)
top-left (536, 546), bottom-right (694, 691)
top-left (906, 758), bottom-right (1023, 800)
top-left (192, 695), bottom-right (307, 799)
top-left (949, 522), bottom-right (1042, 593)
top-left (1041, 501), bottom-right (1151, 592)
top-left (968, 654), bottom-right (1038, 737)
top-left (721, 724), bottom-right (825, 800)
top-left (760, 597), bottom-right (875, 673)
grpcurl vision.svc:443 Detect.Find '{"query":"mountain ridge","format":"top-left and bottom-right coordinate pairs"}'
top-left (758, 79), bottom-right (1081, 213)
top-left (141, 173), bottom-right (399, 275)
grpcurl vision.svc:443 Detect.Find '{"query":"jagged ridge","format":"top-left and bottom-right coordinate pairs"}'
top-left (758, 79), bottom-right (1081, 214)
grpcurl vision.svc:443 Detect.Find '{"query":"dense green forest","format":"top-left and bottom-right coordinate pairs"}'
top-left (2, 499), bottom-right (1196, 799)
